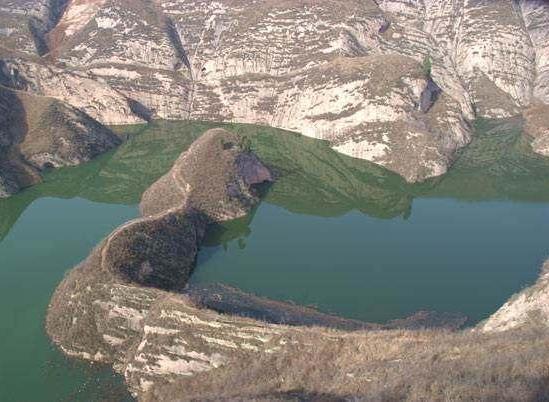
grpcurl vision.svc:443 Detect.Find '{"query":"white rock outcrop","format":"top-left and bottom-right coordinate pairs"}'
top-left (480, 262), bottom-right (549, 333)
top-left (2, 0), bottom-right (549, 181)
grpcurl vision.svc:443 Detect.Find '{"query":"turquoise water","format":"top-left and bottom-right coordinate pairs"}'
top-left (0, 197), bottom-right (138, 401)
top-left (2, 119), bottom-right (549, 398)
top-left (0, 121), bottom-right (205, 401)
top-left (194, 199), bottom-right (549, 324)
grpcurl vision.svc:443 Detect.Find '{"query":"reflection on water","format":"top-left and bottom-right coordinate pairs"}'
top-left (2, 118), bottom-right (549, 397)
top-left (194, 199), bottom-right (549, 324)
top-left (4, 118), bottom-right (549, 242)
top-left (194, 118), bottom-right (549, 323)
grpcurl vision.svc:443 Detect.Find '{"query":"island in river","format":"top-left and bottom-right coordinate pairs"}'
top-left (10, 118), bottom-right (544, 400)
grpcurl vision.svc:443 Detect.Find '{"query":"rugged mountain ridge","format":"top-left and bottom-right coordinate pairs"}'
top-left (2, 0), bottom-right (549, 182)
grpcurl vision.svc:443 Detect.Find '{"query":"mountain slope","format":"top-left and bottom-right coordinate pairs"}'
top-left (2, 0), bottom-right (549, 182)
top-left (0, 85), bottom-right (120, 197)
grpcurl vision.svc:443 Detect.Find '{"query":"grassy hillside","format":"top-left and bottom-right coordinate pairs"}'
top-left (0, 85), bottom-right (120, 197)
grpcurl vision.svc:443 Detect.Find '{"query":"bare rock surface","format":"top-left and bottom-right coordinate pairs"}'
top-left (5, 1), bottom-right (549, 181)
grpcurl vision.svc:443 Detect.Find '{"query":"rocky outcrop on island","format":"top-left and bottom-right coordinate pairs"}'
top-left (46, 128), bottom-right (276, 395)
top-left (0, 85), bottom-right (120, 197)
top-left (3, 0), bottom-right (549, 182)
top-left (45, 127), bottom-right (549, 401)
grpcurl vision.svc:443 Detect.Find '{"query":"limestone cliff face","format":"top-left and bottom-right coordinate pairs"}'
top-left (2, 0), bottom-right (549, 181)
top-left (378, 0), bottom-right (534, 118)
top-left (0, 58), bottom-right (144, 125)
top-left (168, 0), bottom-right (472, 181)
top-left (0, 0), bottom-right (69, 55)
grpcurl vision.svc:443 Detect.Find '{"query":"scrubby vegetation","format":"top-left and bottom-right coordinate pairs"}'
top-left (422, 54), bottom-right (432, 78)
top-left (148, 324), bottom-right (549, 401)
top-left (38, 119), bottom-right (549, 401)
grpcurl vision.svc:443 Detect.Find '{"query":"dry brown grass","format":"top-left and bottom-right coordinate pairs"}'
top-left (145, 324), bottom-right (549, 402)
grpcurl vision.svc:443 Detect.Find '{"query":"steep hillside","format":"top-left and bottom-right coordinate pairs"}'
top-left (0, 85), bottom-right (120, 197)
top-left (3, 0), bottom-right (549, 182)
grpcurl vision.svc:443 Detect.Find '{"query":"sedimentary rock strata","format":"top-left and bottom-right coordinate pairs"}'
top-left (4, 0), bottom-right (549, 182)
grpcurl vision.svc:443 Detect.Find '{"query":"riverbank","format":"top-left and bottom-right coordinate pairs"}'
top-left (44, 125), bottom-right (549, 401)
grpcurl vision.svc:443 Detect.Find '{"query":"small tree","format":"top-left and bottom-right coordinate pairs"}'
top-left (240, 135), bottom-right (252, 153)
top-left (422, 55), bottom-right (432, 78)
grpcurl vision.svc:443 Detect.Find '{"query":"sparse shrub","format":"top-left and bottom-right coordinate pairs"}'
top-left (422, 54), bottom-right (432, 78)
top-left (240, 135), bottom-right (252, 153)
top-left (221, 138), bottom-right (235, 150)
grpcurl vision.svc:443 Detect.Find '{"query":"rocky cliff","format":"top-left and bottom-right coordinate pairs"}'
top-left (3, 0), bottom-right (549, 182)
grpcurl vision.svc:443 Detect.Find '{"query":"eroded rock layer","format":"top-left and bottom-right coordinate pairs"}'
top-left (4, 0), bottom-right (549, 181)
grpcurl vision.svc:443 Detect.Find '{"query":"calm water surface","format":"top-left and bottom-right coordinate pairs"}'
top-left (0, 197), bottom-right (138, 401)
top-left (193, 199), bottom-right (549, 323)
top-left (1, 119), bottom-right (549, 399)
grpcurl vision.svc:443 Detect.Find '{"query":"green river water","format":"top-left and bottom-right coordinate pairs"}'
top-left (1, 118), bottom-right (549, 400)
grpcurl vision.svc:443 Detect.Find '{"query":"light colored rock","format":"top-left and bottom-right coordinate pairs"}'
top-left (519, 0), bottom-right (549, 104)
top-left (4, 0), bottom-right (549, 179)
top-left (0, 57), bottom-right (143, 124)
top-left (480, 261), bottom-right (549, 333)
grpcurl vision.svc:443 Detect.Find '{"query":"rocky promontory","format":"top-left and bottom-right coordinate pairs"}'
top-left (47, 128), bottom-right (549, 401)
top-left (46, 128), bottom-right (277, 395)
